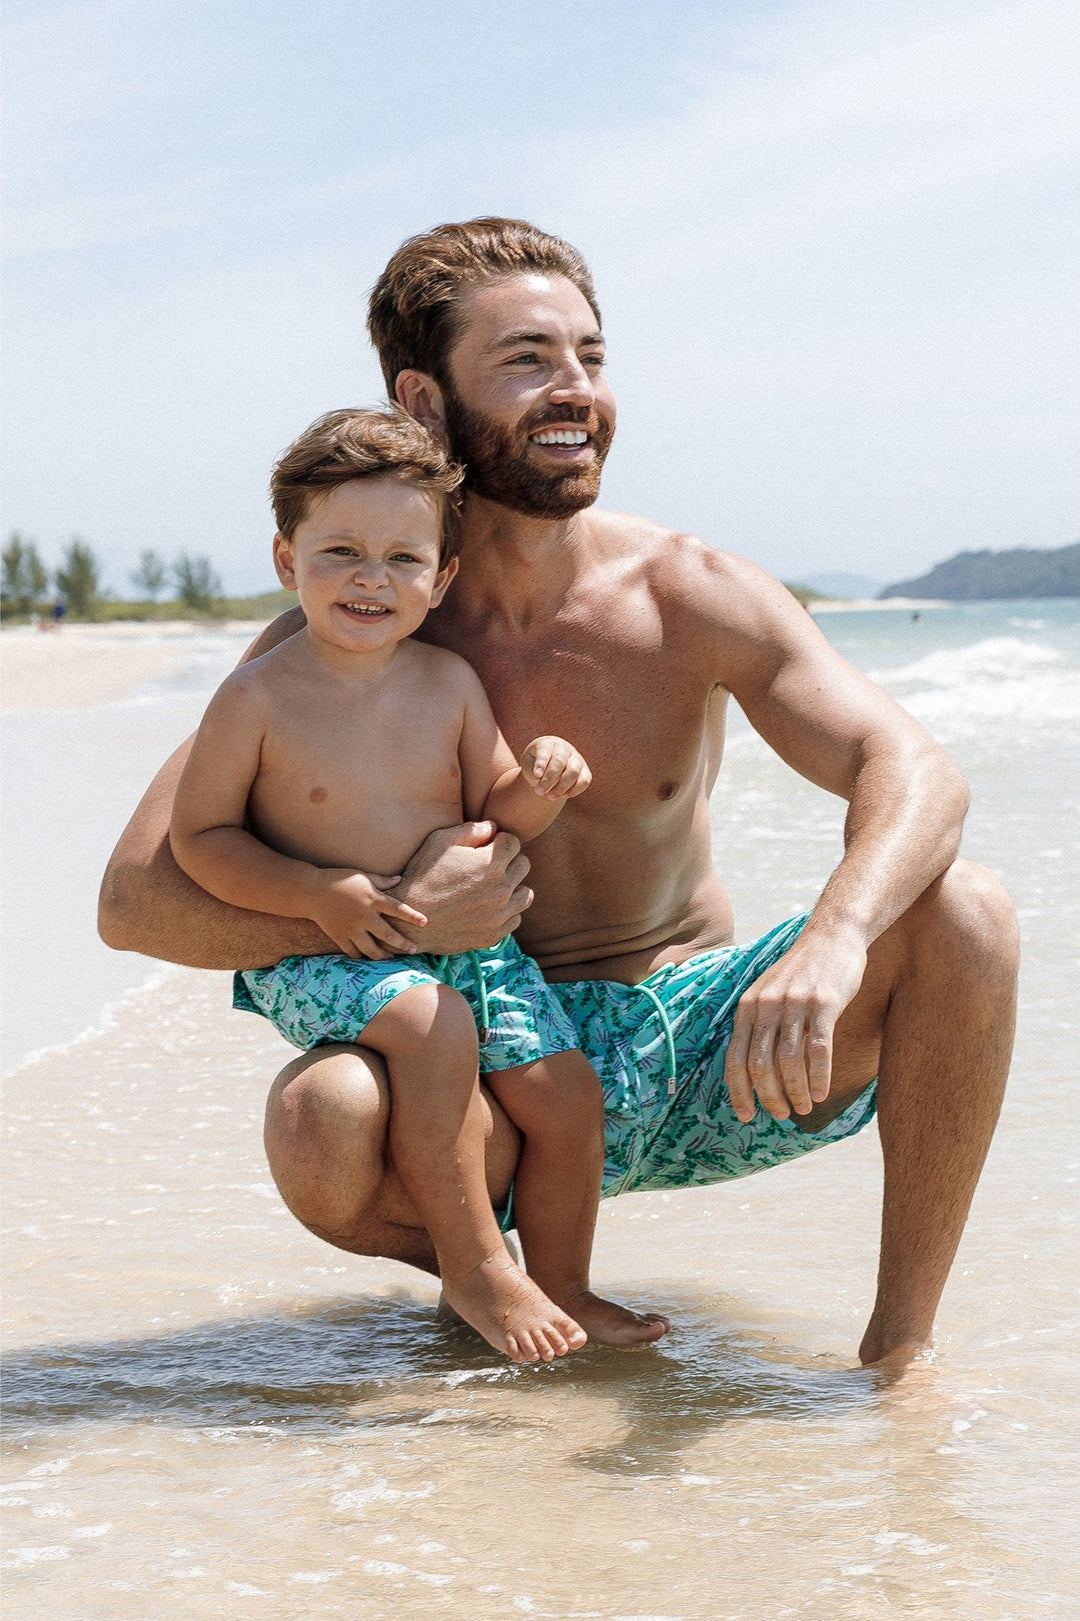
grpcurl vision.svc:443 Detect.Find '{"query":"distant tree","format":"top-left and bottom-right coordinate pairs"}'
top-left (1, 533), bottom-right (50, 617)
top-left (172, 553), bottom-right (222, 614)
top-left (55, 538), bottom-right (103, 619)
top-left (131, 548), bottom-right (168, 601)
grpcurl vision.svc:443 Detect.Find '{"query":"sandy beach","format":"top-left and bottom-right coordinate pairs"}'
top-left (0, 622), bottom-right (270, 713)
top-left (2, 600), bottom-right (1077, 1618)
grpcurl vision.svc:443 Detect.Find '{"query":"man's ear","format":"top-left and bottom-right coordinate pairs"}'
top-left (272, 534), bottom-right (297, 591)
top-left (429, 555), bottom-right (459, 608)
top-left (396, 370), bottom-right (447, 443)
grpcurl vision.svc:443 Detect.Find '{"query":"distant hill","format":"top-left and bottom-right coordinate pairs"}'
top-left (797, 571), bottom-right (884, 599)
top-left (880, 544), bottom-right (1079, 601)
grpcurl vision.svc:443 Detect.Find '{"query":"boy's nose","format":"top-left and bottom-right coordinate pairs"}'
top-left (353, 559), bottom-right (388, 587)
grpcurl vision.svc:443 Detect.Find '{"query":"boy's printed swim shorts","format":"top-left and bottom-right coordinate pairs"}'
top-left (235, 934), bottom-right (579, 1073)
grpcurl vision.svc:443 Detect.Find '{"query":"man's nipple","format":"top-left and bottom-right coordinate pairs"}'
top-left (308, 787), bottom-right (329, 804)
top-left (658, 780), bottom-right (679, 801)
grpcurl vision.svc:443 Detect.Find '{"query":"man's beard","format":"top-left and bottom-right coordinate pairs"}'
top-left (440, 385), bottom-right (614, 520)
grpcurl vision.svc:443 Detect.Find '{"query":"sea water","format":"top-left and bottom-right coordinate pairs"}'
top-left (2, 600), bottom-right (1077, 1619)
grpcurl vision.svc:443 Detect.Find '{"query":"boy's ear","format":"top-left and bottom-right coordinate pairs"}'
top-left (429, 555), bottom-right (458, 607)
top-left (396, 370), bottom-right (447, 445)
top-left (272, 534), bottom-right (297, 590)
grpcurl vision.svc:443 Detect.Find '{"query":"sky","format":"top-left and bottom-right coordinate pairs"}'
top-left (3, 0), bottom-right (1076, 596)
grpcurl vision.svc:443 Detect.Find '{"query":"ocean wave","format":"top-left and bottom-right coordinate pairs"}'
top-left (871, 638), bottom-right (1080, 732)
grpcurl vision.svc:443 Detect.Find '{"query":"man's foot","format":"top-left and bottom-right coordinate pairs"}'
top-left (557, 1291), bottom-right (671, 1348)
top-left (441, 1252), bottom-right (587, 1364)
top-left (859, 1337), bottom-right (936, 1382)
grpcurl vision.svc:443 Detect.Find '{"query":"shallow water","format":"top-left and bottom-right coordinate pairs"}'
top-left (2, 600), bottom-right (1077, 1618)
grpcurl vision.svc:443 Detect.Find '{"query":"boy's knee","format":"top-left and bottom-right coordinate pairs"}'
top-left (392, 981), bottom-right (478, 1048)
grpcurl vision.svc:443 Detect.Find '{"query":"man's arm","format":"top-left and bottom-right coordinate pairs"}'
top-left (99, 609), bottom-right (534, 968)
top-left (674, 546), bottom-right (968, 1121)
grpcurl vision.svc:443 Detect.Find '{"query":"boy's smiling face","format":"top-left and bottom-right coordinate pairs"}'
top-left (274, 473), bottom-right (457, 656)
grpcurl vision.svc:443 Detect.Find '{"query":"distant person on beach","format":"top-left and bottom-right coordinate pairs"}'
top-left (101, 217), bottom-right (1019, 1371)
top-left (168, 406), bottom-right (668, 1363)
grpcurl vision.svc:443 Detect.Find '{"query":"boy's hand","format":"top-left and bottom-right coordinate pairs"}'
top-left (309, 870), bottom-right (428, 960)
top-left (521, 737), bottom-right (592, 801)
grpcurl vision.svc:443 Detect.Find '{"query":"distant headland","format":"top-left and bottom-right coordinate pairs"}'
top-left (879, 543), bottom-right (1078, 602)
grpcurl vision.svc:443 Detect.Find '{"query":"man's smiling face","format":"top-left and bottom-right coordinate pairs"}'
top-left (438, 273), bottom-right (616, 519)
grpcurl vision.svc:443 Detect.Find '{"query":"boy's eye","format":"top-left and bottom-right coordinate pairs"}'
top-left (389, 552), bottom-right (423, 564)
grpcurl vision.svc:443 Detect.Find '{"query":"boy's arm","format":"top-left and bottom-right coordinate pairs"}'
top-left (456, 668), bottom-right (591, 843)
top-left (170, 679), bottom-right (428, 960)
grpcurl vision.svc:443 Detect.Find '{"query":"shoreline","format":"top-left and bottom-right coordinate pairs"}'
top-left (0, 620), bottom-right (270, 712)
top-left (807, 596), bottom-right (950, 614)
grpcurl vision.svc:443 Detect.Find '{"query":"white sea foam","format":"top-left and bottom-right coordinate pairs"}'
top-left (871, 638), bottom-right (1080, 734)
top-left (9, 962), bottom-right (182, 1078)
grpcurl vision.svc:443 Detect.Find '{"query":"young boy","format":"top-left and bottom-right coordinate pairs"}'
top-left (170, 408), bottom-right (670, 1363)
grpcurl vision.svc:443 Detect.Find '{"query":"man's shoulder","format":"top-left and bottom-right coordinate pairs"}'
top-left (588, 509), bottom-right (775, 613)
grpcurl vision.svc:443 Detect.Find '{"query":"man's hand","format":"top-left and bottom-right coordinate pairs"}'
top-left (309, 871), bottom-right (429, 961)
top-left (390, 822), bottom-right (534, 955)
top-left (723, 925), bottom-right (868, 1121)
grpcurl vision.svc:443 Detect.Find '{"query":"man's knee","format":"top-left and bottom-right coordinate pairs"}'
top-left (920, 858), bottom-right (1019, 981)
top-left (264, 1043), bottom-right (391, 1246)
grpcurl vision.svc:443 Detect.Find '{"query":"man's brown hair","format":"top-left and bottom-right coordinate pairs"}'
top-left (270, 407), bottom-right (465, 565)
top-left (368, 217), bottom-right (601, 398)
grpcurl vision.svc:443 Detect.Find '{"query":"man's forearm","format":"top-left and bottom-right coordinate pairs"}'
top-left (99, 742), bottom-right (333, 969)
top-left (808, 737), bottom-right (969, 947)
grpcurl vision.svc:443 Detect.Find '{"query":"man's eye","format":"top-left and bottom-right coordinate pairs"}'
top-left (582, 353), bottom-right (605, 368)
top-left (328, 547), bottom-right (358, 556)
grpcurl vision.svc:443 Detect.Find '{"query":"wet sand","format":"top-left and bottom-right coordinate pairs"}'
top-left (2, 602), bottom-right (1077, 1617)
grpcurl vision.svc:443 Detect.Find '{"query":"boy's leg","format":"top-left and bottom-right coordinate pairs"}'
top-left (487, 1050), bottom-right (670, 1348)
top-left (362, 983), bottom-right (587, 1363)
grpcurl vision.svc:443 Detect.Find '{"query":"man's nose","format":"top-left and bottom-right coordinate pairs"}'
top-left (547, 350), bottom-right (594, 409)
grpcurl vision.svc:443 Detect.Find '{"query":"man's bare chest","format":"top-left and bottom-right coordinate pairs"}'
top-left (435, 623), bottom-right (723, 815)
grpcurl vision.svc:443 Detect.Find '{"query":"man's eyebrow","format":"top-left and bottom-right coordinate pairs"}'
top-left (486, 329), bottom-right (605, 353)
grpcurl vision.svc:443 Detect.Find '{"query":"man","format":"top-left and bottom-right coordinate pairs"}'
top-left (99, 218), bottom-right (1018, 1369)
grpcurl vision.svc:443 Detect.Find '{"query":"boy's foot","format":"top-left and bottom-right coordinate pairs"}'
top-left (557, 1291), bottom-right (671, 1348)
top-left (441, 1252), bottom-right (588, 1364)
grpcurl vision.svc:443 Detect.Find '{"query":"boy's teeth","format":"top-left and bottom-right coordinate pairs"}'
top-left (530, 429), bottom-right (589, 446)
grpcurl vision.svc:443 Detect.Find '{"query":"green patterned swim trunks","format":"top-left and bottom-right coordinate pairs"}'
top-left (551, 913), bottom-right (878, 1198)
top-left (235, 934), bottom-right (578, 1074)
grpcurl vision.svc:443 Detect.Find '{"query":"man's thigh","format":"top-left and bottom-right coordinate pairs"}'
top-left (553, 915), bottom-right (881, 1194)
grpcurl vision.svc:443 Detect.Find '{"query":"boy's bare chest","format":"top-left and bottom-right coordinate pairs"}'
top-left (256, 699), bottom-right (463, 816)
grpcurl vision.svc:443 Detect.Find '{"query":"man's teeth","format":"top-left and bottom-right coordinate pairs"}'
top-left (529, 429), bottom-right (589, 446)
